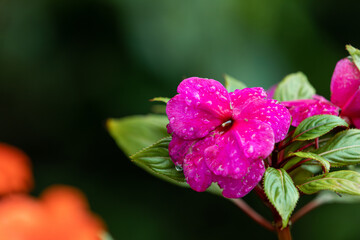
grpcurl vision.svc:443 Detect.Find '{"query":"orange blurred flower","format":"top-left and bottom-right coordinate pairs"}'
top-left (0, 143), bottom-right (33, 195)
top-left (0, 185), bottom-right (106, 240)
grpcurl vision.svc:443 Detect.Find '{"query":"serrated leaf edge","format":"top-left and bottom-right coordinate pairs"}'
top-left (293, 115), bottom-right (348, 141)
top-left (297, 170), bottom-right (360, 195)
top-left (263, 168), bottom-right (299, 229)
top-left (130, 136), bottom-right (186, 183)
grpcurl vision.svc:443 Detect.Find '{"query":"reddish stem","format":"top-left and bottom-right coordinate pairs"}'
top-left (291, 198), bottom-right (323, 224)
top-left (315, 138), bottom-right (319, 149)
top-left (296, 142), bottom-right (315, 152)
top-left (286, 158), bottom-right (311, 173)
top-left (276, 226), bottom-right (292, 240)
top-left (231, 198), bottom-right (274, 232)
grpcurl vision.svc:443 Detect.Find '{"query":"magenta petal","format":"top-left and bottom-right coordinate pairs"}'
top-left (168, 134), bottom-right (194, 167)
top-left (282, 98), bottom-right (339, 127)
top-left (230, 88), bottom-right (267, 116)
top-left (215, 160), bottom-right (265, 198)
top-left (205, 120), bottom-right (274, 179)
top-left (183, 137), bottom-right (214, 192)
top-left (267, 84), bottom-right (278, 99)
top-left (331, 58), bottom-right (360, 109)
top-left (166, 77), bottom-right (232, 140)
top-left (237, 98), bottom-right (291, 142)
top-left (352, 117), bottom-right (360, 129)
top-left (341, 89), bottom-right (360, 117)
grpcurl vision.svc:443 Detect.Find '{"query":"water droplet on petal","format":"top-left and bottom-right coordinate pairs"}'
top-left (209, 86), bottom-right (216, 92)
top-left (185, 97), bottom-right (192, 106)
top-left (247, 145), bottom-right (254, 154)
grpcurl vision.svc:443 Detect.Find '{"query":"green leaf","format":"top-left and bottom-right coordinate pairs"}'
top-left (273, 72), bottom-right (315, 101)
top-left (289, 152), bottom-right (330, 174)
top-left (314, 129), bottom-right (360, 167)
top-left (293, 115), bottom-right (348, 141)
top-left (289, 167), bottom-right (314, 185)
top-left (224, 74), bottom-right (247, 92)
top-left (264, 167), bottom-right (299, 228)
top-left (130, 137), bottom-right (186, 183)
top-left (315, 191), bottom-right (360, 205)
top-left (346, 45), bottom-right (360, 71)
top-left (150, 97), bottom-right (170, 104)
top-left (107, 114), bottom-right (169, 155)
top-left (297, 170), bottom-right (360, 195)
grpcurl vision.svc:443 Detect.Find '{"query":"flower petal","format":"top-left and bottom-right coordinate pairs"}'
top-left (341, 89), bottom-right (360, 117)
top-left (183, 137), bottom-right (214, 192)
top-left (166, 77), bottom-right (232, 140)
top-left (168, 134), bottom-right (194, 167)
top-left (236, 97), bottom-right (291, 142)
top-left (214, 160), bottom-right (265, 198)
top-left (204, 120), bottom-right (274, 179)
top-left (267, 84), bottom-right (278, 99)
top-left (352, 117), bottom-right (360, 129)
top-left (282, 97), bottom-right (339, 127)
top-left (331, 58), bottom-right (360, 109)
top-left (230, 88), bottom-right (267, 117)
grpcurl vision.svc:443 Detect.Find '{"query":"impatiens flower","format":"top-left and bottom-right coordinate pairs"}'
top-left (282, 95), bottom-right (340, 127)
top-left (0, 143), bottom-right (33, 195)
top-left (0, 185), bottom-right (105, 240)
top-left (331, 58), bottom-right (360, 128)
top-left (166, 77), bottom-right (291, 198)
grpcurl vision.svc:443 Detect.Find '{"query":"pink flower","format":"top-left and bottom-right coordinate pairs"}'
top-left (331, 58), bottom-right (360, 128)
top-left (282, 95), bottom-right (339, 127)
top-left (166, 77), bottom-right (291, 198)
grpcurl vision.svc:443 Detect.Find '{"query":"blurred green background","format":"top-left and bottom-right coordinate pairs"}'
top-left (1, 0), bottom-right (360, 239)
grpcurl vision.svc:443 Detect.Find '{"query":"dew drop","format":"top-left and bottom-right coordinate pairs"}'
top-left (209, 86), bottom-right (216, 92)
top-left (185, 97), bottom-right (192, 106)
top-left (247, 145), bottom-right (254, 154)
top-left (175, 164), bottom-right (183, 172)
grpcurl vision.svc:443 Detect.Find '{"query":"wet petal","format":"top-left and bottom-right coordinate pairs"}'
top-left (352, 117), bottom-right (360, 129)
top-left (282, 97), bottom-right (339, 127)
top-left (230, 88), bottom-right (267, 116)
top-left (237, 98), bottom-right (291, 142)
top-left (341, 89), bottom-right (360, 117)
top-left (331, 58), bottom-right (360, 108)
top-left (166, 77), bottom-right (232, 140)
top-left (205, 120), bottom-right (274, 179)
top-left (168, 134), bottom-right (194, 167)
top-left (214, 160), bottom-right (265, 198)
top-left (183, 137), bottom-right (214, 192)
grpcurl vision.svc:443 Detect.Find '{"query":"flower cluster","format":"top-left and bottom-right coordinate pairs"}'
top-left (276, 56), bottom-right (360, 128)
top-left (0, 186), bottom-right (105, 240)
top-left (331, 57), bottom-right (360, 128)
top-left (0, 143), bottom-right (33, 195)
top-left (166, 77), bottom-right (291, 198)
top-left (0, 143), bottom-right (106, 240)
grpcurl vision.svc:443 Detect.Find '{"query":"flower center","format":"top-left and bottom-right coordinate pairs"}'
top-left (221, 119), bottom-right (233, 128)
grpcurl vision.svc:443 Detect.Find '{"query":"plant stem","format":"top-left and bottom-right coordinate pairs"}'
top-left (315, 138), bottom-right (319, 149)
top-left (231, 198), bottom-right (274, 232)
top-left (276, 226), bottom-right (292, 240)
top-left (286, 158), bottom-right (311, 173)
top-left (290, 198), bottom-right (323, 224)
